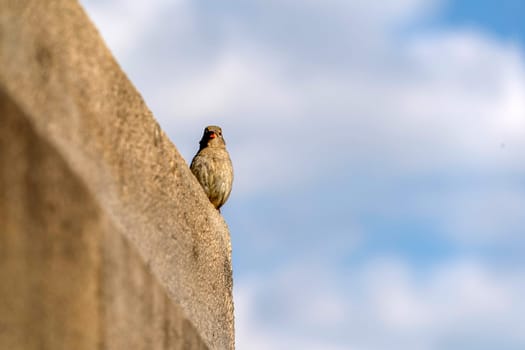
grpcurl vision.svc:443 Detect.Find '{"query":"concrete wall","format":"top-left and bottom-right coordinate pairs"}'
top-left (0, 1), bottom-right (234, 349)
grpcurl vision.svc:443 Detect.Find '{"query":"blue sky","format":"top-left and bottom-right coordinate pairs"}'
top-left (440, 0), bottom-right (524, 44)
top-left (81, 1), bottom-right (525, 349)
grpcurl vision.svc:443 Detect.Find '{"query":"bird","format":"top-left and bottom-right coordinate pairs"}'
top-left (190, 125), bottom-right (233, 210)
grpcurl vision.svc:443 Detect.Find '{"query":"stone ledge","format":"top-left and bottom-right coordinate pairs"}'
top-left (0, 1), bottom-right (234, 349)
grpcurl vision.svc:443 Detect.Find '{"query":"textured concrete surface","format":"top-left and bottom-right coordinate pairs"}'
top-left (0, 1), bottom-right (234, 349)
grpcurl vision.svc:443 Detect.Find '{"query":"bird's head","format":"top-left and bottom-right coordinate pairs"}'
top-left (199, 125), bottom-right (226, 149)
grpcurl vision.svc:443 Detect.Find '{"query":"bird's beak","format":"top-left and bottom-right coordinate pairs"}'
top-left (209, 132), bottom-right (217, 139)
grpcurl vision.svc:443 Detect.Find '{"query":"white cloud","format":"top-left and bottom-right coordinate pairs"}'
top-left (81, 0), bottom-right (189, 58)
top-left (442, 186), bottom-right (525, 243)
top-left (172, 29), bottom-right (525, 193)
top-left (236, 258), bottom-right (525, 350)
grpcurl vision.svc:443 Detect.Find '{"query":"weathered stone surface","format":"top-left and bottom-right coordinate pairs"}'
top-left (0, 1), bottom-right (234, 349)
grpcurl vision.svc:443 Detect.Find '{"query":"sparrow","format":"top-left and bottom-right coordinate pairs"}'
top-left (190, 125), bottom-right (233, 210)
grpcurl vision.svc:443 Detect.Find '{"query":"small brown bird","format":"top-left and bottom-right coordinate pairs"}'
top-left (190, 125), bottom-right (233, 210)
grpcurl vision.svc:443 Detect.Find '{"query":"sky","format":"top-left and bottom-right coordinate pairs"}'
top-left (80, 1), bottom-right (525, 349)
